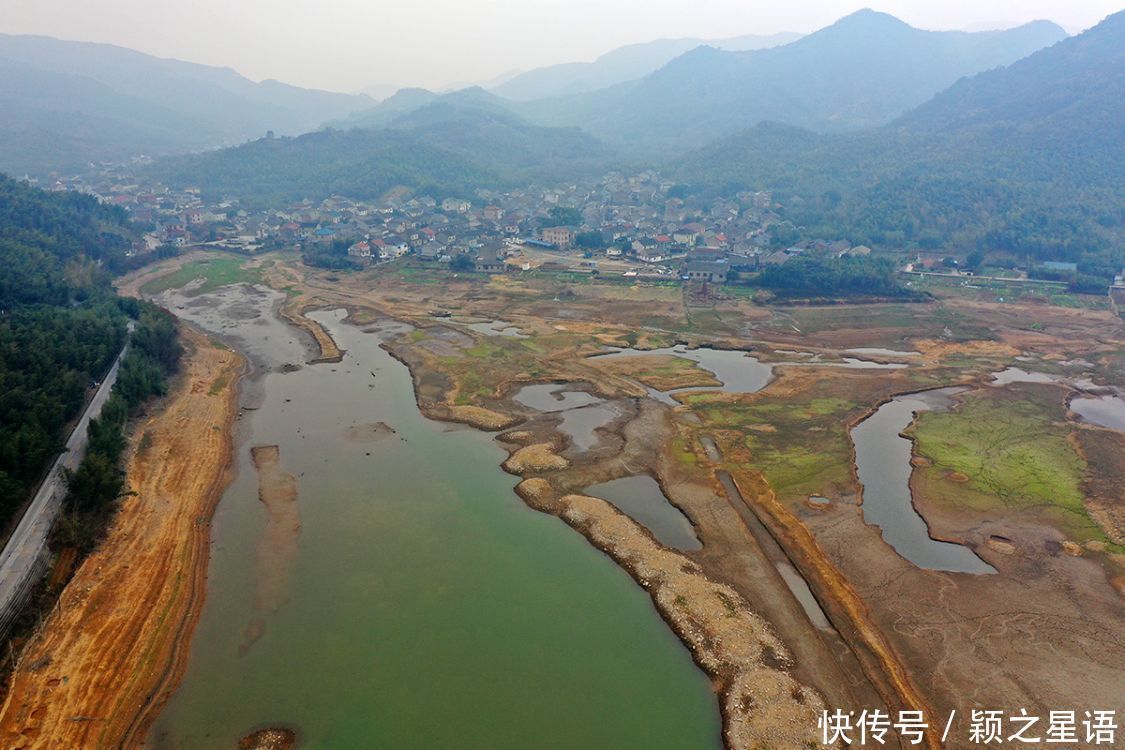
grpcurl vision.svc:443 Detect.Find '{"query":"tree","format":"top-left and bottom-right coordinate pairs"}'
top-left (1069, 274), bottom-right (1108, 294)
top-left (575, 230), bottom-right (604, 249)
top-left (757, 254), bottom-right (914, 298)
top-left (64, 453), bottom-right (123, 513)
top-left (548, 207), bottom-right (582, 227)
top-left (450, 254), bottom-right (474, 271)
top-left (768, 223), bottom-right (800, 249)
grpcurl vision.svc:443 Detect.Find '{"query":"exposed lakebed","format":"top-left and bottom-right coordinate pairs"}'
top-left (592, 345), bottom-right (775, 403)
top-left (593, 345), bottom-right (910, 405)
top-left (149, 299), bottom-right (721, 749)
top-left (459, 318), bottom-right (528, 338)
top-left (988, 367), bottom-right (1124, 431)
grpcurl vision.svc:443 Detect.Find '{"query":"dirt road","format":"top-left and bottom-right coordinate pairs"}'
top-left (0, 327), bottom-right (245, 748)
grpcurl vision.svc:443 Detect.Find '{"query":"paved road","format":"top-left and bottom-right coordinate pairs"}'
top-left (0, 338), bottom-right (130, 630)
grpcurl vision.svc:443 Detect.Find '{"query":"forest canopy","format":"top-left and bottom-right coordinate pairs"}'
top-left (0, 174), bottom-right (145, 528)
top-left (756, 254), bottom-right (917, 298)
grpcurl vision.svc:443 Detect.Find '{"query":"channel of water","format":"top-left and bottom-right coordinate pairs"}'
top-left (850, 389), bottom-right (996, 574)
top-left (594, 346), bottom-right (774, 395)
top-left (512, 383), bottom-right (620, 452)
top-left (586, 475), bottom-right (702, 551)
top-left (594, 345), bottom-right (910, 406)
top-left (1070, 394), bottom-right (1125, 431)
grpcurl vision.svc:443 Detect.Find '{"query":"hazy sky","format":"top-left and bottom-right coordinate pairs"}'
top-left (2, 1), bottom-right (1119, 93)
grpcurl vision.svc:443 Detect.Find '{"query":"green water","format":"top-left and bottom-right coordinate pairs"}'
top-left (149, 308), bottom-right (721, 749)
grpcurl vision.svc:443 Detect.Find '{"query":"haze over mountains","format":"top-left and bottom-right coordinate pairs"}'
top-left (673, 9), bottom-right (1124, 259)
top-left (332, 10), bottom-right (1067, 156)
top-left (2, 3), bottom-right (1118, 265)
top-left (516, 10), bottom-right (1068, 152)
top-left (0, 34), bottom-right (372, 174)
top-left (0, 9), bottom-right (1076, 178)
top-left (490, 31), bottom-right (803, 101)
top-left (146, 8), bottom-right (1121, 265)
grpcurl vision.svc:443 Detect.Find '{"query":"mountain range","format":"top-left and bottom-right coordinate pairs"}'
top-left (0, 11), bottom-right (1073, 174)
top-left (517, 10), bottom-right (1068, 152)
top-left (490, 31), bottom-right (802, 101)
top-left (672, 10), bottom-right (1124, 261)
top-left (334, 11), bottom-right (1067, 156)
top-left (147, 6), bottom-right (1121, 253)
top-left (2, 7), bottom-right (1117, 265)
top-left (0, 33), bottom-right (372, 175)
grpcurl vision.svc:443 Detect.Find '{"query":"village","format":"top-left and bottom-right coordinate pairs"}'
top-left (36, 166), bottom-right (883, 284)
top-left (30, 165), bottom-right (1125, 300)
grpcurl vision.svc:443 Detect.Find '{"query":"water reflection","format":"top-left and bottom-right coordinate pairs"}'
top-left (1071, 394), bottom-right (1125, 431)
top-left (594, 346), bottom-right (774, 397)
top-left (851, 389), bottom-right (995, 574)
top-left (587, 475), bottom-right (702, 551)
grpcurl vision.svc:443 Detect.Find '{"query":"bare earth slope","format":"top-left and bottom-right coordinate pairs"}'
top-left (0, 327), bottom-right (244, 748)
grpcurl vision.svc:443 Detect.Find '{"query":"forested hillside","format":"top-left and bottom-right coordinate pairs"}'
top-left (153, 104), bottom-right (620, 205)
top-left (671, 11), bottom-right (1124, 269)
top-left (0, 175), bottom-right (139, 528)
top-left (153, 129), bottom-right (497, 207)
top-left (59, 302), bottom-right (181, 551)
top-left (386, 103), bottom-right (618, 177)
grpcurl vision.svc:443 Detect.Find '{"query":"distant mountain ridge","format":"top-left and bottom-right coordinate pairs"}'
top-left (330, 87), bottom-right (490, 130)
top-left (670, 11), bottom-right (1123, 261)
top-left (520, 10), bottom-right (1068, 153)
top-left (0, 33), bottom-right (372, 175)
top-left (491, 31), bottom-right (802, 101)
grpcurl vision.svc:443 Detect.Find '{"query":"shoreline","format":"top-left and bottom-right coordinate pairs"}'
top-left (354, 307), bottom-right (834, 749)
top-left (121, 328), bottom-right (249, 747)
top-left (301, 302), bottom-right (802, 748)
top-left (4, 255), bottom-right (1121, 748)
top-left (0, 324), bottom-right (247, 748)
top-left (517, 480), bottom-right (825, 750)
top-left (724, 468), bottom-right (941, 750)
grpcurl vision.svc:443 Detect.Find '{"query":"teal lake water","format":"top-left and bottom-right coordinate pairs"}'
top-left (149, 305), bottom-right (721, 749)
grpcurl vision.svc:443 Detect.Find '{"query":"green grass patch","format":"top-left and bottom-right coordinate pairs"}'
top-left (208, 373), bottom-right (230, 396)
top-left (911, 385), bottom-right (1112, 545)
top-left (671, 436), bottom-right (697, 466)
top-left (140, 256), bottom-right (262, 296)
top-left (739, 433), bottom-right (855, 497)
top-left (680, 388), bottom-right (863, 499)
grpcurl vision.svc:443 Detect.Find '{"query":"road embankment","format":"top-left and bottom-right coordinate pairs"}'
top-left (0, 326), bottom-right (245, 748)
